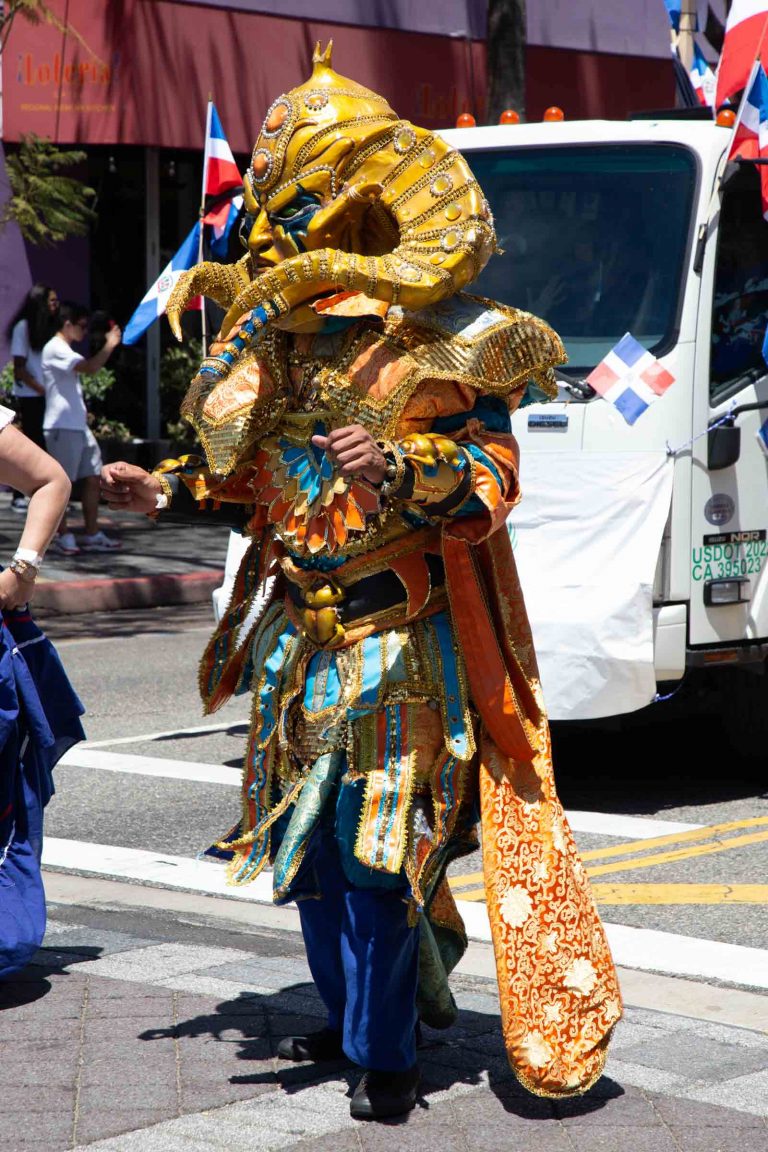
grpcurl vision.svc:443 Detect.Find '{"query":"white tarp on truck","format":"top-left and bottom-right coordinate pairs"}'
top-left (509, 451), bottom-right (674, 720)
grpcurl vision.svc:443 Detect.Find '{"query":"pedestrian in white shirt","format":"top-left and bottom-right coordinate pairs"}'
top-left (41, 301), bottom-right (122, 554)
top-left (6, 284), bottom-right (60, 512)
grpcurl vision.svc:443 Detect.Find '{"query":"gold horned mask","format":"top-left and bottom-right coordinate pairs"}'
top-left (167, 43), bottom-right (497, 340)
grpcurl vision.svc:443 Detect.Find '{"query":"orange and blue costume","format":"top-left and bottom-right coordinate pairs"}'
top-left (158, 47), bottom-right (622, 1096)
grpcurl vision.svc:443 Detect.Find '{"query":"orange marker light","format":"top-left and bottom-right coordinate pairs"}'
top-left (716, 108), bottom-right (736, 127)
top-left (499, 109), bottom-right (520, 125)
top-left (456, 112), bottom-right (476, 128)
top-left (543, 106), bottom-right (565, 122)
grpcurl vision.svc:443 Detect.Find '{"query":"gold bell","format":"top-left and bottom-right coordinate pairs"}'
top-left (401, 433), bottom-right (437, 466)
top-left (302, 605), bottom-right (346, 648)
top-left (429, 436), bottom-right (460, 463)
top-left (304, 579), bottom-right (345, 608)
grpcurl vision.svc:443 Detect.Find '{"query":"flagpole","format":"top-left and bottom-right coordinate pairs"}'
top-left (199, 97), bottom-right (212, 357)
top-left (678, 0), bottom-right (697, 72)
top-left (721, 15), bottom-right (768, 165)
top-left (706, 13), bottom-right (768, 216)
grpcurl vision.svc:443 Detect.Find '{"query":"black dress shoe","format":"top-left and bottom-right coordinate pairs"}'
top-left (276, 1027), bottom-right (345, 1062)
top-left (350, 1064), bottom-right (420, 1120)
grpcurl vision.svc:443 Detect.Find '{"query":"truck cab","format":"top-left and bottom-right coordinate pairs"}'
top-left (439, 116), bottom-right (768, 729)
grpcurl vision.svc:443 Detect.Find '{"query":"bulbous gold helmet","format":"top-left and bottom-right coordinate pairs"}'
top-left (167, 43), bottom-right (497, 338)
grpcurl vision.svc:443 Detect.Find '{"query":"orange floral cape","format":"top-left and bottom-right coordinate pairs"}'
top-left (444, 524), bottom-right (622, 1096)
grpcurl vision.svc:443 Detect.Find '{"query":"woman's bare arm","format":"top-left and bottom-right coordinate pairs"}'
top-left (0, 425), bottom-right (71, 608)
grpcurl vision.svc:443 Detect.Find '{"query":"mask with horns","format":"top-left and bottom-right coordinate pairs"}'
top-left (167, 43), bottom-right (497, 341)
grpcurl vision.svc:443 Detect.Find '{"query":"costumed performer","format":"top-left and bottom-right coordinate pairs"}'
top-left (100, 45), bottom-right (622, 1121)
top-left (0, 404), bottom-right (85, 979)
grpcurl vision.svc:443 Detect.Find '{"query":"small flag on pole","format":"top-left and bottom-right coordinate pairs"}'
top-left (201, 103), bottom-right (243, 259)
top-left (204, 104), bottom-right (242, 203)
top-left (728, 62), bottom-right (768, 219)
top-left (123, 222), bottom-right (201, 345)
top-left (206, 193), bottom-right (244, 258)
top-left (586, 334), bottom-right (676, 425)
top-left (690, 41), bottom-right (717, 106)
top-left (716, 1), bottom-right (768, 109)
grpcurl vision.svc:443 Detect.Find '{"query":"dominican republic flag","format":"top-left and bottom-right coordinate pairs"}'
top-left (716, 1), bottom-right (768, 108)
top-left (123, 222), bottom-right (201, 345)
top-left (729, 62), bottom-right (768, 218)
top-left (202, 104), bottom-right (242, 228)
top-left (690, 41), bottom-right (717, 106)
top-left (586, 333), bottom-right (676, 426)
top-left (207, 193), bottom-right (244, 258)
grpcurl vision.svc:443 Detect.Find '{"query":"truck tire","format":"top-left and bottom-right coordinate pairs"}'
top-left (713, 665), bottom-right (768, 762)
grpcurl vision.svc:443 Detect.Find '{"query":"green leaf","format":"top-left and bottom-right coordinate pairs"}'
top-left (1, 133), bottom-right (96, 247)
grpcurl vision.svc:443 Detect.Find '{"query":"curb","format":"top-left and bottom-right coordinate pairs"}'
top-left (34, 569), bottom-right (223, 614)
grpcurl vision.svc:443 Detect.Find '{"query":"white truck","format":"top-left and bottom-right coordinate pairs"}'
top-left (215, 112), bottom-right (768, 750)
top-left (444, 114), bottom-right (768, 748)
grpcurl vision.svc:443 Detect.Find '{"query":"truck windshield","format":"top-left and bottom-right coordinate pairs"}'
top-left (467, 144), bottom-right (697, 373)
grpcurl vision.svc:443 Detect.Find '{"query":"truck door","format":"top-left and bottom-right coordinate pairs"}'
top-left (689, 164), bottom-right (768, 648)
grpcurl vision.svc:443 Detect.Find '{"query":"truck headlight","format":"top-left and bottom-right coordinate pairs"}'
top-left (703, 578), bottom-right (750, 606)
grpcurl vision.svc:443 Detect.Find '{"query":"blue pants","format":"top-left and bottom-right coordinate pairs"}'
top-left (295, 826), bottom-right (420, 1071)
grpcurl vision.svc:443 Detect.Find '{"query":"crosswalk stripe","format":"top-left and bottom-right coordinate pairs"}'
top-left (82, 719), bottom-right (249, 749)
top-left (58, 748), bottom-right (241, 786)
top-left (42, 836), bottom-right (768, 989)
top-left (58, 753), bottom-right (701, 847)
top-left (43, 837), bottom-right (272, 901)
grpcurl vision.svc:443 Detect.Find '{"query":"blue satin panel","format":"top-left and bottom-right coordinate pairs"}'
top-left (429, 614), bottom-right (472, 760)
top-left (0, 609), bottom-right (84, 979)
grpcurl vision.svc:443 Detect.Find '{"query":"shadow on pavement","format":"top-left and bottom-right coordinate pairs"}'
top-left (0, 945), bottom-right (104, 1010)
top-left (138, 984), bottom-right (624, 1121)
top-left (552, 713), bottom-right (768, 816)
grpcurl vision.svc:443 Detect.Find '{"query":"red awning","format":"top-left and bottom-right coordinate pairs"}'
top-left (2, 0), bottom-right (484, 148)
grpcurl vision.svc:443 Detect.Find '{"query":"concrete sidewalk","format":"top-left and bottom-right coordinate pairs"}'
top-left (1, 875), bottom-right (766, 1151)
top-left (0, 492), bottom-right (229, 614)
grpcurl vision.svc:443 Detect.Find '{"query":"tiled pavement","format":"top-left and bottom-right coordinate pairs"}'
top-left (1, 901), bottom-right (767, 1150)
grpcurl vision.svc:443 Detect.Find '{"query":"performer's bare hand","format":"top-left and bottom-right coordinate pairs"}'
top-left (100, 462), bottom-right (161, 514)
top-left (312, 425), bottom-right (387, 485)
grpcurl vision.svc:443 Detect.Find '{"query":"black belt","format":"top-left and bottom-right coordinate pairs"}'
top-left (287, 553), bottom-right (445, 624)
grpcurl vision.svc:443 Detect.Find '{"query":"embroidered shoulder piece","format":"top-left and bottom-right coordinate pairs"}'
top-left (314, 294), bottom-right (564, 438)
top-left (180, 329), bottom-right (289, 476)
top-left (390, 293), bottom-right (564, 400)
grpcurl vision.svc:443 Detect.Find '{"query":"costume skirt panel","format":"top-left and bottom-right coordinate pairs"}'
top-left (210, 606), bottom-right (477, 900)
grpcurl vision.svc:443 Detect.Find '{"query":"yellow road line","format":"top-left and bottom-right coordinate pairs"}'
top-left (585, 828), bottom-right (768, 878)
top-left (454, 887), bottom-right (487, 901)
top-left (449, 828), bottom-right (768, 894)
top-left (449, 871), bottom-right (484, 888)
top-left (453, 882), bottom-right (768, 905)
top-left (448, 816), bottom-right (768, 889)
top-left (590, 884), bottom-right (768, 904)
top-left (580, 816), bottom-right (768, 862)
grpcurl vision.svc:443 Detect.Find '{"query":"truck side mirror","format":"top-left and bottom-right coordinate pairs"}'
top-left (708, 422), bottom-right (741, 471)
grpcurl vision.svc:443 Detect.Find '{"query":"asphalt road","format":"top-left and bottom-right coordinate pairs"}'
top-left (38, 602), bottom-right (768, 983)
